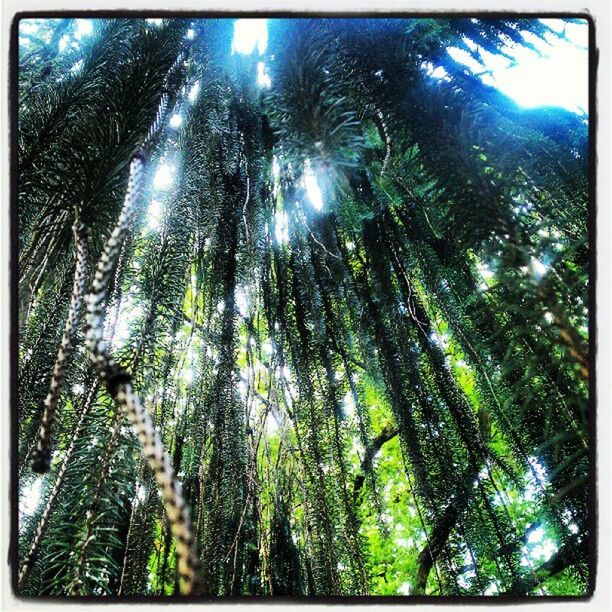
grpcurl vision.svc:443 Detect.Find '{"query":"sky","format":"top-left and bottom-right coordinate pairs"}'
top-left (447, 19), bottom-right (589, 115)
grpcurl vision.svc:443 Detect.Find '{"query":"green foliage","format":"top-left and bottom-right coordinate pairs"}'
top-left (17, 16), bottom-right (590, 598)
top-left (267, 19), bottom-right (364, 175)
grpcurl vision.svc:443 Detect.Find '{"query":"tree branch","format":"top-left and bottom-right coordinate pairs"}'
top-left (353, 424), bottom-right (398, 499)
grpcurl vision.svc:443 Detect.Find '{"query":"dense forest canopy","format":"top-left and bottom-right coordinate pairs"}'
top-left (16, 16), bottom-right (591, 597)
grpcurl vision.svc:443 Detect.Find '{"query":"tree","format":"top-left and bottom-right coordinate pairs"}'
top-left (16, 16), bottom-right (590, 597)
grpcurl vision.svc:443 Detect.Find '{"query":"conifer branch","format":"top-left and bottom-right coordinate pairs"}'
top-left (83, 34), bottom-right (198, 596)
top-left (31, 208), bottom-right (88, 474)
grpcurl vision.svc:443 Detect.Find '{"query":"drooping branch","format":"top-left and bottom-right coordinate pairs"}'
top-left (412, 463), bottom-right (480, 595)
top-left (353, 424), bottom-right (398, 499)
top-left (31, 208), bottom-right (88, 474)
top-left (83, 35), bottom-right (198, 596)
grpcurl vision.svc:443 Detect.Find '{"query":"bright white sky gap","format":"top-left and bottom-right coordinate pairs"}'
top-left (447, 19), bottom-right (588, 114)
top-left (232, 18), bottom-right (268, 55)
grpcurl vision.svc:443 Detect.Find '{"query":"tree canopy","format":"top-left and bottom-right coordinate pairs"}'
top-left (16, 16), bottom-right (591, 598)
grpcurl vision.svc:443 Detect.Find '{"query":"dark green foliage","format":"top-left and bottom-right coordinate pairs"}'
top-left (17, 16), bottom-right (590, 597)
